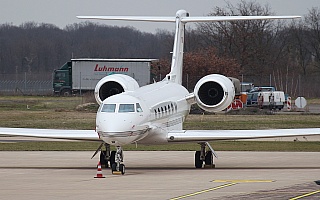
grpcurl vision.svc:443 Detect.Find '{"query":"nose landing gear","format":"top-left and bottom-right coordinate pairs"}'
top-left (99, 144), bottom-right (125, 175)
top-left (111, 146), bottom-right (125, 175)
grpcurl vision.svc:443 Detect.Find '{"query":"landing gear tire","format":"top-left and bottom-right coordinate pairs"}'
top-left (111, 163), bottom-right (117, 172)
top-left (100, 150), bottom-right (108, 168)
top-left (119, 164), bottom-right (125, 175)
top-left (204, 151), bottom-right (215, 168)
top-left (110, 151), bottom-right (116, 166)
top-left (195, 151), bottom-right (203, 168)
top-left (205, 151), bottom-right (213, 165)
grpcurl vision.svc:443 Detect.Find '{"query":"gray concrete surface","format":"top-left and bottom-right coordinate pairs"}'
top-left (0, 151), bottom-right (319, 200)
top-left (276, 103), bottom-right (320, 113)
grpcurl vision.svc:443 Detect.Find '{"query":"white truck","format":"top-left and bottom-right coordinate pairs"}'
top-left (247, 86), bottom-right (285, 110)
top-left (53, 58), bottom-right (158, 95)
top-left (257, 90), bottom-right (285, 110)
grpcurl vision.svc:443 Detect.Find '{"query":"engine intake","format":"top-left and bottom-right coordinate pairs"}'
top-left (95, 74), bottom-right (139, 105)
top-left (99, 81), bottom-right (124, 100)
top-left (194, 74), bottom-right (235, 112)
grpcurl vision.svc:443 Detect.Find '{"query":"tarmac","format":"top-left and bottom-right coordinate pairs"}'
top-left (0, 151), bottom-right (319, 200)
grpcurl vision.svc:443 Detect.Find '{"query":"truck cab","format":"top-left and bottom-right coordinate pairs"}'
top-left (53, 62), bottom-right (72, 95)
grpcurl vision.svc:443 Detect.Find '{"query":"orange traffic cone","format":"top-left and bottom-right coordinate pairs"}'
top-left (94, 161), bottom-right (105, 178)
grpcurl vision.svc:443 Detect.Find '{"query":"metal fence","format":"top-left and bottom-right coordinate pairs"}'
top-left (1, 73), bottom-right (319, 97)
top-left (0, 80), bottom-right (52, 95)
top-left (0, 73), bottom-right (53, 95)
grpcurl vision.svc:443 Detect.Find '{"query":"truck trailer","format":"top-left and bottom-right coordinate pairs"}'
top-left (53, 58), bottom-right (157, 95)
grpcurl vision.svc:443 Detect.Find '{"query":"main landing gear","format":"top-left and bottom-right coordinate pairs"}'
top-left (195, 142), bottom-right (217, 169)
top-left (99, 144), bottom-right (125, 175)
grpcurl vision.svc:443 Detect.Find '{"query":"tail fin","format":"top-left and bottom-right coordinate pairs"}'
top-left (78, 10), bottom-right (300, 85)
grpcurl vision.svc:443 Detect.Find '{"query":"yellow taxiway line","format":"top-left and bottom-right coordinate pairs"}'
top-left (170, 183), bottom-right (237, 200)
top-left (289, 190), bottom-right (320, 200)
top-left (212, 180), bottom-right (275, 183)
top-left (170, 180), bottom-right (274, 200)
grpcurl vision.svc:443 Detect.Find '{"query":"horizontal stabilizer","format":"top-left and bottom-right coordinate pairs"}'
top-left (181, 15), bottom-right (301, 23)
top-left (77, 15), bottom-right (300, 23)
top-left (77, 16), bottom-right (176, 22)
top-left (167, 128), bottom-right (320, 142)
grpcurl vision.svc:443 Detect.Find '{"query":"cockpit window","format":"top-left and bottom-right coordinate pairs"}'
top-left (101, 104), bottom-right (116, 113)
top-left (136, 103), bottom-right (143, 112)
top-left (119, 104), bottom-right (135, 113)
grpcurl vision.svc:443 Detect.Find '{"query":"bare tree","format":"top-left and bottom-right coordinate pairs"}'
top-left (196, 1), bottom-right (287, 77)
top-left (152, 47), bottom-right (240, 89)
top-left (304, 7), bottom-right (320, 71)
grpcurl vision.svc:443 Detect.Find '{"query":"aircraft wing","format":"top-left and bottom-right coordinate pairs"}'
top-left (167, 128), bottom-right (320, 142)
top-left (0, 127), bottom-right (100, 141)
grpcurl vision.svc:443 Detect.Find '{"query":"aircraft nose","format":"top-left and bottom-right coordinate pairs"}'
top-left (96, 112), bottom-right (147, 145)
top-left (96, 113), bottom-right (134, 132)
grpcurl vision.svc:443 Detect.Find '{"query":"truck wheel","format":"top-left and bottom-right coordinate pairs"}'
top-left (61, 89), bottom-right (71, 96)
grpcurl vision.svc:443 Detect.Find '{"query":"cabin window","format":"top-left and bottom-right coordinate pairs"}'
top-left (101, 104), bottom-right (116, 113)
top-left (136, 103), bottom-right (143, 112)
top-left (119, 104), bottom-right (135, 113)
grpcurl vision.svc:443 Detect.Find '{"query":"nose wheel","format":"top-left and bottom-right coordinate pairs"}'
top-left (111, 163), bottom-right (125, 175)
top-left (98, 144), bottom-right (126, 175)
top-left (111, 146), bottom-right (125, 175)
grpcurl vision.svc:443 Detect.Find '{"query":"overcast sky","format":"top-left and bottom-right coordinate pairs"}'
top-left (0, 0), bottom-right (319, 33)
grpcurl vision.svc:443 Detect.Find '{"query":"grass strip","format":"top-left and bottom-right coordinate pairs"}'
top-left (0, 141), bottom-right (319, 151)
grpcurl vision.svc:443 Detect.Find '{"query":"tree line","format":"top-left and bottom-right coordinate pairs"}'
top-left (0, 1), bottom-right (319, 96)
top-left (194, 2), bottom-right (320, 97)
top-left (0, 22), bottom-right (173, 74)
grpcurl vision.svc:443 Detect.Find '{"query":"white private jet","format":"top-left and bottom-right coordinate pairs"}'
top-left (1, 10), bottom-right (320, 175)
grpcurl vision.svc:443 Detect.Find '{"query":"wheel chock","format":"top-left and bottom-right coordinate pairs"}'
top-left (112, 171), bottom-right (122, 175)
top-left (204, 164), bottom-right (216, 169)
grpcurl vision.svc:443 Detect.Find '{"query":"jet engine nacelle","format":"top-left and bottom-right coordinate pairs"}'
top-left (95, 74), bottom-right (139, 105)
top-left (194, 74), bottom-right (235, 112)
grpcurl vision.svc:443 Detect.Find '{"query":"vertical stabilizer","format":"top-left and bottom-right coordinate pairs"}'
top-left (165, 10), bottom-right (188, 85)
